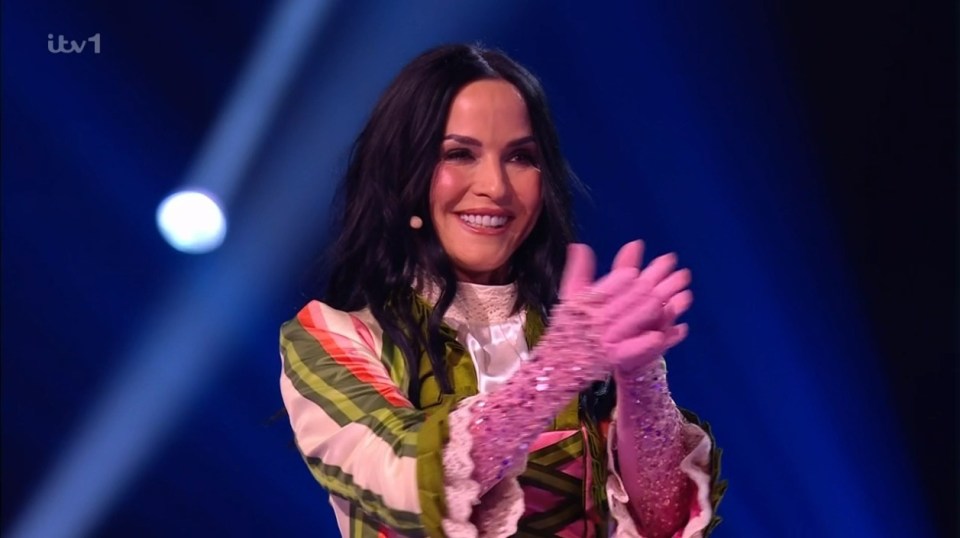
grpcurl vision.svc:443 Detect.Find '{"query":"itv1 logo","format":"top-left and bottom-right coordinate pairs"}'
top-left (47, 33), bottom-right (101, 54)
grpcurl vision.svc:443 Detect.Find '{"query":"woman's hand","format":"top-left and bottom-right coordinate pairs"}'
top-left (559, 240), bottom-right (693, 370)
top-left (605, 240), bottom-right (692, 370)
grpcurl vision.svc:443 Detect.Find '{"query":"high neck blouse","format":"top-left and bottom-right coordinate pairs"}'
top-left (418, 280), bottom-right (530, 394)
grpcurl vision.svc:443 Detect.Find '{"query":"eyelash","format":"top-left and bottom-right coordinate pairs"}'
top-left (508, 151), bottom-right (539, 166)
top-left (443, 148), bottom-right (474, 162)
top-left (442, 148), bottom-right (540, 168)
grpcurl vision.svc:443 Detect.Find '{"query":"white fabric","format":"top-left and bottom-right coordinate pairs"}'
top-left (452, 316), bottom-right (529, 394)
top-left (418, 280), bottom-right (531, 394)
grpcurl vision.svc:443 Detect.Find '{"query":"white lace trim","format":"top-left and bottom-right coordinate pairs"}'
top-left (416, 277), bottom-right (518, 325)
top-left (606, 422), bottom-right (714, 538)
top-left (473, 472), bottom-right (526, 537)
top-left (441, 396), bottom-right (526, 538)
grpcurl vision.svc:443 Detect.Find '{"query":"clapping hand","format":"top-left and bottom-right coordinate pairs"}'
top-left (559, 240), bottom-right (692, 371)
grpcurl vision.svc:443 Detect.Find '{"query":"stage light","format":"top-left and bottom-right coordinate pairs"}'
top-left (7, 1), bottom-right (332, 534)
top-left (156, 190), bottom-right (227, 254)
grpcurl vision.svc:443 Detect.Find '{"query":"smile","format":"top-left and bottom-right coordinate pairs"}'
top-left (458, 213), bottom-right (508, 228)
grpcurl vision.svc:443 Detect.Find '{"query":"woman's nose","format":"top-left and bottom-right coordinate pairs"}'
top-left (473, 156), bottom-right (509, 199)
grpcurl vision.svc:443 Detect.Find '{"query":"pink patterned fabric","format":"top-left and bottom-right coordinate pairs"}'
top-left (520, 429), bottom-right (593, 538)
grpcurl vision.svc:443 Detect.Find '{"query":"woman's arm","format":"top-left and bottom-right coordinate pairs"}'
top-left (443, 266), bottom-right (645, 536)
top-left (596, 241), bottom-right (722, 537)
top-left (280, 301), bottom-right (440, 534)
top-left (613, 359), bottom-right (692, 538)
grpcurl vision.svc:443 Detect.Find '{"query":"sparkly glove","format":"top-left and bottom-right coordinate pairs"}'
top-left (459, 296), bottom-right (609, 492)
top-left (441, 242), bottom-right (698, 536)
top-left (615, 360), bottom-right (690, 538)
top-left (460, 258), bottom-right (639, 493)
top-left (603, 240), bottom-right (697, 538)
top-left (444, 244), bottom-right (643, 492)
top-left (443, 320), bottom-right (611, 538)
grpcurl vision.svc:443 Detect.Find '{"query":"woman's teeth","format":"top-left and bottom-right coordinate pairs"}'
top-left (459, 214), bottom-right (508, 228)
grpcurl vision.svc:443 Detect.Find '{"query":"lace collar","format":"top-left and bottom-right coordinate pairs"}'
top-left (415, 276), bottom-right (519, 326)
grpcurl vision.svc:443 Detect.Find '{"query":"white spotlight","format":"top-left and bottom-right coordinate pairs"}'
top-left (156, 190), bottom-right (227, 254)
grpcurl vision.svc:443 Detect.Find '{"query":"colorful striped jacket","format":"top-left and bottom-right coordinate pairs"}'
top-left (280, 291), bottom-right (723, 537)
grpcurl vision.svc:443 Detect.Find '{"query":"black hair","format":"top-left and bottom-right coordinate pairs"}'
top-left (322, 43), bottom-right (582, 403)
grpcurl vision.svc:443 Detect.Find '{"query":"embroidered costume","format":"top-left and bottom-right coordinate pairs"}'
top-left (280, 281), bottom-right (724, 537)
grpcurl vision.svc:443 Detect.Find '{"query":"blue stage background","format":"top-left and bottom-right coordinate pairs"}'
top-left (3, 1), bottom-right (956, 537)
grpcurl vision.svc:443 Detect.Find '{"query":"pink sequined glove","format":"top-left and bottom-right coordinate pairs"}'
top-left (605, 240), bottom-right (697, 538)
top-left (456, 244), bottom-right (639, 493)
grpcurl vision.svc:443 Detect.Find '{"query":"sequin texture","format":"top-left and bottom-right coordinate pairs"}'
top-left (464, 291), bottom-right (610, 492)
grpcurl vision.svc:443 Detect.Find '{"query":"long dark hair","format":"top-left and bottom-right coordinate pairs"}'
top-left (323, 44), bottom-right (581, 403)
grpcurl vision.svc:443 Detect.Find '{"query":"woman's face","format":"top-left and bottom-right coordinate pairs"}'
top-left (429, 79), bottom-right (543, 285)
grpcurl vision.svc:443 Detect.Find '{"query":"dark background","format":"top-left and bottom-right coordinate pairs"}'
top-left (3, 1), bottom-right (956, 536)
top-left (781, 3), bottom-right (957, 535)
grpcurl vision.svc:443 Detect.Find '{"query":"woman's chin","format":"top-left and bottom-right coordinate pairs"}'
top-left (452, 261), bottom-right (511, 285)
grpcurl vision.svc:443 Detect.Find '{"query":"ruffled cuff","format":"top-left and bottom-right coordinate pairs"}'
top-left (605, 414), bottom-right (718, 538)
top-left (441, 396), bottom-right (527, 538)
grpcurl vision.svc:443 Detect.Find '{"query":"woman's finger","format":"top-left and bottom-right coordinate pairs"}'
top-left (662, 290), bottom-right (694, 325)
top-left (559, 243), bottom-right (596, 300)
top-left (611, 239), bottom-right (644, 271)
top-left (662, 323), bottom-right (689, 350)
top-left (607, 267), bottom-right (690, 338)
top-left (638, 253), bottom-right (678, 289)
top-left (652, 268), bottom-right (691, 301)
top-left (593, 266), bottom-right (640, 296)
top-left (605, 273), bottom-right (656, 318)
top-left (603, 291), bottom-right (662, 343)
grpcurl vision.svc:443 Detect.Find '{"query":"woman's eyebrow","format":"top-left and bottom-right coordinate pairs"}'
top-left (443, 134), bottom-right (536, 147)
top-left (443, 134), bottom-right (481, 146)
top-left (506, 135), bottom-right (536, 148)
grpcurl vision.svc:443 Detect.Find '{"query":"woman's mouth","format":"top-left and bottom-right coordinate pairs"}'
top-left (458, 213), bottom-right (509, 229)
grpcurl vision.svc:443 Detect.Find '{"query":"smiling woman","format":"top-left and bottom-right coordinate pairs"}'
top-left (431, 79), bottom-right (543, 285)
top-left (278, 44), bottom-right (725, 538)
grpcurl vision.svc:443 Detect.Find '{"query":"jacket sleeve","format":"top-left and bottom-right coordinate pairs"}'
top-left (279, 300), bottom-right (456, 537)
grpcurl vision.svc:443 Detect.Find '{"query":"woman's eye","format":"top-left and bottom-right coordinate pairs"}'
top-left (443, 148), bottom-right (474, 162)
top-left (508, 151), bottom-right (540, 168)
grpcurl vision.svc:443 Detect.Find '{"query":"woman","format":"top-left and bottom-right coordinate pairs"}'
top-left (279, 44), bottom-right (724, 537)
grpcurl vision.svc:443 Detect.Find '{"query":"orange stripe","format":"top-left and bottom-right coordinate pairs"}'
top-left (298, 304), bottom-right (412, 408)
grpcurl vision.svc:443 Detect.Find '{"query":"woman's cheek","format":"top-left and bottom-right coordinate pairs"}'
top-left (430, 167), bottom-right (464, 209)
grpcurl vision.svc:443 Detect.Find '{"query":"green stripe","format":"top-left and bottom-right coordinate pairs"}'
top-left (304, 455), bottom-right (424, 532)
top-left (582, 411), bottom-right (609, 535)
top-left (349, 502), bottom-right (421, 538)
top-left (518, 461), bottom-right (582, 497)
top-left (551, 396), bottom-right (581, 431)
top-left (416, 394), bottom-right (461, 538)
top-left (283, 341), bottom-right (417, 457)
top-left (378, 331), bottom-right (409, 394)
top-left (281, 319), bottom-right (418, 457)
top-left (520, 500), bottom-right (584, 533)
top-left (528, 432), bottom-right (583, 467)
top-left (350, 502), bottom-right (361, 538)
